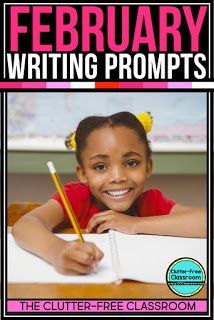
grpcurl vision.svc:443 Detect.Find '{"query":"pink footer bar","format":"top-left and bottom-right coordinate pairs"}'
top-left (7, 300), bottom-right (207, 313)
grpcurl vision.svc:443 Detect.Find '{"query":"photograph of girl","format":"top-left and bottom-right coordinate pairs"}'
top-left (10, 92), bottom-right (207, 276)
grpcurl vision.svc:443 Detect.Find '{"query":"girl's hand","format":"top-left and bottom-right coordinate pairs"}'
top-left (49, 238), bottom-right (104, 275)
top-left (86, 210), bottom-right (139, 234)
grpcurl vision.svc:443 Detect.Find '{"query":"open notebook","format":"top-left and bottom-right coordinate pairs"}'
top-left (8, 231), bottom-right (206, 284)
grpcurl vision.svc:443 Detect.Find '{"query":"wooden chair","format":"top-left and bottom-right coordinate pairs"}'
top-left (8, 202), bottom-right (41, 226)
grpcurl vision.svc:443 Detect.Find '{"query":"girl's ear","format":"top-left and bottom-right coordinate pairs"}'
top-left (146, 159), bottom-right (153, 178)
top-left (76, 165), bottom-right (88, 184)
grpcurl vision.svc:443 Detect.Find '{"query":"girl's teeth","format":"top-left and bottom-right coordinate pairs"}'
top-left (106, 189), bottom-right (129, 197)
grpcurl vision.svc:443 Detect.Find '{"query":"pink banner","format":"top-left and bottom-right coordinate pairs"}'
top-left (7, 299), bottom-right (207, 313)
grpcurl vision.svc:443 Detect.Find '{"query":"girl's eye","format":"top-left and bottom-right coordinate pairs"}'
top-left (126, 160), bottom-right (139, 168)
top-left (94, 163), bottom-right (107, 171)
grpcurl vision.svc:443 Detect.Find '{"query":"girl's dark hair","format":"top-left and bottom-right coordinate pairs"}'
top-left (65, 111), bottom-right (152, 164)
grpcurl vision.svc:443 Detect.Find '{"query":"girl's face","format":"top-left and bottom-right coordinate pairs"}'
top-left (76, 126), bottom-right (152, 213)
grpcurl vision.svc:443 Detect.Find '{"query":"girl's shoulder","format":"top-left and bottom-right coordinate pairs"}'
top-left (62, 181), bottom-right (91, 199)
top-left (141, 188), bottom-right (165, 199)
top-left (138, 189), bottom-right (176, 216)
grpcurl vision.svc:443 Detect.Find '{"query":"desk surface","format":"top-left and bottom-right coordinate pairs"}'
top-left (8, 228), bottom-right (207, 299)
top-left (8, 283), bottom-right (207, 299)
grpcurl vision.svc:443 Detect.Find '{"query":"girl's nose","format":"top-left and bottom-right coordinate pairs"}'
top-left (109, 167), bottom-right (128, 183)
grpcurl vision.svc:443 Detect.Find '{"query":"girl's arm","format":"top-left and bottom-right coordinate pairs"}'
top-left (87, 205), bottom-right (206, 238)
top-left (133, 205), bottom-right (207, 238)
top-left (12, 199), bottom-right (103, 275)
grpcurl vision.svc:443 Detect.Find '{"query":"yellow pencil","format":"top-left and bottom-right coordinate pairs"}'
top-left (47, 161), bottom-right (84, 243)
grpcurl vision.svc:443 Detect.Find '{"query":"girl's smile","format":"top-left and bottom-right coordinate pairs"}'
top-left (103, 188), bottom-right (132, 198)
top-left (76, 126), bottom-right (152, 213)
top-left (102, 187), bottom-right (136, 208)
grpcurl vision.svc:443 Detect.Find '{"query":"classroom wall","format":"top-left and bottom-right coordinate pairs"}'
top-left (8, 173), bottom-right (206, 207)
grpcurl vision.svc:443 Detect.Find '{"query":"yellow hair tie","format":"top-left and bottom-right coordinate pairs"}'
top-left (70, 132), bottom-right (77, 150)
top-left (68, 112), bottom-right (152, 150)
top-left (136, 112), bottom-right (153, 133)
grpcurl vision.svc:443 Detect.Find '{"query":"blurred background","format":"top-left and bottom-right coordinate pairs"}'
top-left (7, 92), bottom-right (207, 207)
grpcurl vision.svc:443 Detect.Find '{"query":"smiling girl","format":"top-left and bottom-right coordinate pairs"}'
top-left (12, 112), bottom-right (206, 275)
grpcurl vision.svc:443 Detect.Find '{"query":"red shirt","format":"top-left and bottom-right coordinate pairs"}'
top-left (51, 182), bottom-right (176, 228)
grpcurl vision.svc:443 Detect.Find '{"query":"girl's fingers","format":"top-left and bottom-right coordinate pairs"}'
top-left (64, 241), bottom-right (103, 265)
top-left (96, 222), bottom-right (111, 234)
top-left (63, 259), bottom-right (94, 275)
top-left (87, 242), bottom-right (104, 261)
top-left (87, 214), bottom-right (112, 232)
top-left (70, 249), bottom-right (97, 266)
